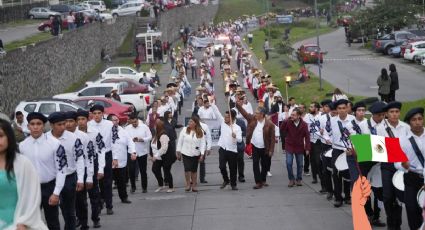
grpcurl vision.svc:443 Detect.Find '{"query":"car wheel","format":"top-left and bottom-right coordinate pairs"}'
top-left (29, 15), bottom-right (34, 19)
top-left (113, 13), bottom-right (118, 18)
top-left (384, 46), bottom-right (393, 55)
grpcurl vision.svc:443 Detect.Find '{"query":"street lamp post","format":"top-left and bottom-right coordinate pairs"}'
top-left (315, 0), bottom-right (323, 91)
top-left (285, 76), bottom-right (291, 103)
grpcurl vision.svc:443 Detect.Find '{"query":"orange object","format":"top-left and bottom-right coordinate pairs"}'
top-left (351, 176), bottom-right (372, 230)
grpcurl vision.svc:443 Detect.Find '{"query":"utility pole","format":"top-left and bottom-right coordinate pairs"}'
top-left (315, 0), bottom-right (323, 90)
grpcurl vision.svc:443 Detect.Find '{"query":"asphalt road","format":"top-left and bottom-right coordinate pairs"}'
top-left (0, 22), bottom-right (41, 44)
top-left (293, 27), bottom-right (425, 102)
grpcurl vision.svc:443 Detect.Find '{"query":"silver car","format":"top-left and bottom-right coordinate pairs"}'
top-left (28, 7), bottom-right (61, 19)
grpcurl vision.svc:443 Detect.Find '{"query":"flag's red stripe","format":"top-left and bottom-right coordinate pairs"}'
top-left (385, 137), bottom-right (408, 163)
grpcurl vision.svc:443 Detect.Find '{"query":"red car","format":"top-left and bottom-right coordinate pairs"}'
top-left (38, 18), bottom-right (68, 32)
top-left (337, 15), bottom-right (353, 27)
top-left (98, 78), bottom-right (151, 94)
top-left (73, 97), bottom-right (133, 125)
top-left (165, 0), bottom-right (183, 9)
top-left (297, 44), bottom-right (324, 64)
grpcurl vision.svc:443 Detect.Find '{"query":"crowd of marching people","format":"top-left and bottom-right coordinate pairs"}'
top-left (1, 17), bottom-right (425, 230)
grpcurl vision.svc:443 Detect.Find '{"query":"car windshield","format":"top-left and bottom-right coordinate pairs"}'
top-left (379, 34), bottom-right (392, 40)
top-left (305, 46), bottom-right (319, 52)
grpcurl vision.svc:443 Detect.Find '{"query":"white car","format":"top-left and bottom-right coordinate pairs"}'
top-left (111, 2), bottom-right (144, 17)
top-left (403, 41), bottom-right (425, 61)
top-left (83, 0), bottom-right (107, 12)
top-left (100, 66), bottom-right (153, 82)
top-left (53, 83), bottom-right (147, 112)
top-left (15, 98), bottom-right (83, 118)
top-left (214, 34), bottom-right (233, 56)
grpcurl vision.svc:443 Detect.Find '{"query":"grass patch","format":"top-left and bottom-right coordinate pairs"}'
top-left (117, 57), bottom-right (162, 72)
top-left (64, 63), bottom-right (103, 93)
top-left (4, 32), bottom-right (53, 51)
top-left (117, 24), bottom-right (134, 55)
top-left (0, 19), bottom-right (42, 28)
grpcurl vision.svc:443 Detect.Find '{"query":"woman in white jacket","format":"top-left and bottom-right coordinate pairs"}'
top-left (0, 118), bottom-right (48, 230)
top-left (176, 116), bottom-right (205, 192)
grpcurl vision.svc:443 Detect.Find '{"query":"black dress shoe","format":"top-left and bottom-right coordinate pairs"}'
top-left (231, 186), bottom-right (238, 191)
top-left (326, 192), bottom-right (333, 200)
top-left (76, 219), bottom-right (81, 228)
top-left (312, 179), bottom-right (318, 184)
top-left (319, 189), bottom-right (327, 194)
top-left (371, 219), bottom-right (386, 227)
top-left (121, 199), bottom-right (132, 204)
top-left (131, 188), bottom-right (136, 193)
top-left (93, 221), bottom-right (101, 228)
top-left (80, 226), bottom-right (89, 230)
top-left (220, 181), bottom-right (229, 189)
top-left (200, 180), bottom-right (208, 184)
top-left (142, 189), bottom-right (147, 193)
top-left (238, 177), bottom-right (246, 183)
top-left (107, 208), bottom-right (114, 215)
top-left (344, 198), bottom-right (351, 205)
top-left (333, 200), bottom-right (343, 208)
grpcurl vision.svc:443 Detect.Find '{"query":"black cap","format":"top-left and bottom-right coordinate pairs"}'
top-left (166, 83), bottom-right (178, 88)
top-left (329, 102), bottom-right (336, 110)
top-left (320, 99), bottom-right (332, 107)
top-left (384, 101), bottom-right (402, 112)
top-left (27, 112), bottom-right (47, 123)
top-left (76, 109), bottom-right (89, 118)
top-left (334, 99), bottom-right (349, 108)
top-left (64, 111), bottom-right (77, 120)
top-left (352, 101), bottom-right (366, 112)
top-left (48, 112), bottom-right (66, 124)
top-left (229, 83), bottom-right (237, 88)
top-left (90, 104), bottom-right (104, 113)
top-left (404, 107), bottom-right (424, 123)
top-left (368, 101), bottom-right (386, 114)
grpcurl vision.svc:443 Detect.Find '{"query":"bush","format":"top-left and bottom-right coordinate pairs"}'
top-left (139, 9), bottom-right (149, 17)
top-left (261, 28), bottom-right (281, 39)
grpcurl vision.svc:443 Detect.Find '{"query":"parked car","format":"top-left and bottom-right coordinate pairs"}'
top-left (403, 41), bottom-right (425, 62)
top-left (100, 66), bottom-right (153, 82)
top-left (213, 34), bottom-right (232, 56)
top-left (111, 0), bottom-right (127, 8)
top-left (165, 0), bottom-right (182, 9)
top-left (73, 97), bottom-right (133, 124)
top-left (49, 4), bottom-right (74, 14)
top-left (15, 98), bottom-right (83, 118)
top-left (388, 46), bottom-right (401, 57)
top-left (38, 18), bottom-right (68, 32)
top-left (53, 82), bottom-right (148, 112)
top-left (373, 31), bottom-right (417, 55)
top-left (111, 2), bottom-right (144, 17)
top-left (83, 0), bottom-right (107, 12)
top-left (297, 44), bottom-right (324, 64)
top-left (86, 78), bottom-right (155, 105)
top-left (400, 37), bottom-right (425, 57)
top-left (28, 7), bottom-right (61, 19)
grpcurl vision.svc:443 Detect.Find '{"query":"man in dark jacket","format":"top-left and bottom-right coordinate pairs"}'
top-left (235, 117), bottom-right (247, 182)
top-left (389, 63), bottom-right (399, 102)
top-left (280, 107), bottom-right (311, 187)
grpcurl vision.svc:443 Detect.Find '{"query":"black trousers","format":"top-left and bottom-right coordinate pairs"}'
top-left (264, 50), bottom-right (269, 60)
top-left (199, 155), bottom-right (206, 182)
top-left (303, 151), bottom-right (310, 173)
top-left (237, 149), bottom-right (245, 179)
top-left (129, 154), bottom-right (148, 190)
top-left (41, 180), bottom-right (60, 230)
top-left (99, 151), bottom-right (113, 209)
top-left (358, 162), bottom-right (382, 220)
top-left (76, 164), bottom-right (100, 228)
top-left (252, 145), bottom-right (268, 184)
top-left (60, 172), bottom-right (77, 230)
top-left (191, 66), bottom-right (197, 79)
top-left (219, 148), bottom-right (238, 186)
top-left (381, 163), bottom-right (402, 228)
top-left (113, 167), bottom-right (128, 201)
top-left (310, 141), bottom-right (323, 184)
top-left (404, 172), bottom-right (423, 230)
top-left (152, 160), bottom-right (174, 188)
top-left (320, 143), bottom-right (333, 193)
top-left (331, 149), bottom-right (350, 201)
top-left (389, 90), bottom-right (396, 102)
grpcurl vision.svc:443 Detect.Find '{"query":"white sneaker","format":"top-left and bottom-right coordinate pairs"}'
top-left (267, 171), bottom-right (272, 177)
top-left (166, 188), bottom-right (175, 193)
top-left (155, 187), bottom-right (165, 193)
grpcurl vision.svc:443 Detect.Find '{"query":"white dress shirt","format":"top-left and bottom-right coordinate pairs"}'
top-left (330, 114), bottom-right (355, 151)
top-left (74, 129), bottom-right (95, 183)
top-left (111, 126), bottom-right (136, 168)
top-left (200, 122), bottom-right (212, 151)
top-left (151, 135), bottom-right (170, 160)
top-left (383, 120), bottom-right (410, 138)
top-left (20, 134), bottom-right (67, 195)
top-left (319, 113), bottom-right (333, 144)
top-left (305, 112), bottom-right (322, 143)
top-left (212, 105), bottom-right (242, 153)
top-left (157, 104), bottom-right (171, 117)
top-left (351, 118), bottom-right (370, 135)
top-left (197, 106), bottom-right (216, 120)
top-left (176, 127), bottom-right (206, 157)
top-left (367, 118), bottom-right (386, 136)
top-left (125, 121), bottom-right (152, 156)
top-left (397, 130), bottom-right (425, 183)
top-left (88, 119), bottom-right (114, 174)
top-left (251, 120), bottom-right (265, 149)
top-left (47, 130), bottom-right (85, 183)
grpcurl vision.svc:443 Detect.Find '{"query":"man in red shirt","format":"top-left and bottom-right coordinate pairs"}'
top-left (280, 107), bottom-right (311, 187)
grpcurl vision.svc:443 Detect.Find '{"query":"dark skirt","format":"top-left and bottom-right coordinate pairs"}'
top-left (182, 154), bottom-right (199, 172)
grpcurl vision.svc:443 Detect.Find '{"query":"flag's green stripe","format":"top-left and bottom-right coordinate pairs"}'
top-left (350, 134), bottom-right (373, 162)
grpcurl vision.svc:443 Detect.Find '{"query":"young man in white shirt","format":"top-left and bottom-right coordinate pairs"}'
top-left (20, 112), bottom-right (67, 230)
top-left (197, 100), bottom-right (216, 120)
top-left (47, 112), bottom-right (85, 230)
top-left (189, 57), bottom-right (198, 80)
top-left (88, 105), bottom-right (114, 215)
top-left (305, 102), bottom-right (324, 187)
top-left (125, 114), bottom-right (152, 193)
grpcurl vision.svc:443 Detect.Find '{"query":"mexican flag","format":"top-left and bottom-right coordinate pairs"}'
top-left (350, 134), bottom-right (408, 163)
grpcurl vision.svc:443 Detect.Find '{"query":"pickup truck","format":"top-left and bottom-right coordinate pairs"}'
top-left (373, 31), bottom-right (417, 55)
top-left (53, 82), bottom-right (148, 112)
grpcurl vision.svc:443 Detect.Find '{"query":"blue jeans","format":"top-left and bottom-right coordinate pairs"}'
top-left (285, 152), bottom-right (304, 181)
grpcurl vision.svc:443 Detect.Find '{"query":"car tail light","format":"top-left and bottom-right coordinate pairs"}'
top-left (410, 47), bottom-right (414, 53)
top-left (310, 52), bottom-right (316, 56)
top-left (376, 41), bottom-right (380, 48)
top-left (144, 95), bottom-right (150, 105)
